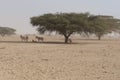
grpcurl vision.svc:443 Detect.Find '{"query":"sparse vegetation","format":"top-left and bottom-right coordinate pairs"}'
top-left (30, 12), bottom-right (120, 43)
top-left (0, 27), bottom-right (16, 37)
top-left (30, 13), bottom-right (89, 43)
top-left (87, 15), bottom-right (120, 40)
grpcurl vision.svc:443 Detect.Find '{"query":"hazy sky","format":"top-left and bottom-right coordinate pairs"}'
top-left (0, 0), bottom-right (120, 34)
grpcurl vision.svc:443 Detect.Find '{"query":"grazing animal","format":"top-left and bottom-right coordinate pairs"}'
top-left (20, 35), bottom-right (29, 42)
top-left (35, 36), bottom-right (44, 42)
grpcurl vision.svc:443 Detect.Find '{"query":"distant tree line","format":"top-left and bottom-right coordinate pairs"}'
top-left (0, 27), bottom-right (16, 37)
top-left (30, 12), bottom-right (120, 43)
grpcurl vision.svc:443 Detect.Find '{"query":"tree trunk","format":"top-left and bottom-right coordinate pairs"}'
top-left (98, 35), bottom-right (101, 40)
top-left (65, 36), bottom-right (69, 43)
top-left (63, 32), bottom-right (73, 43)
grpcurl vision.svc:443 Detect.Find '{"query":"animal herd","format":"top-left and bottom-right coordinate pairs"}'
top-left (20, 35), bottom-right (72, 43)
top-left (20, 35), bottom-right (44, 43)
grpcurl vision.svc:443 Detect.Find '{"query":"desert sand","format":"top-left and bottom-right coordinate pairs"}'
top-left (0, 35), bottom-right (120, 80)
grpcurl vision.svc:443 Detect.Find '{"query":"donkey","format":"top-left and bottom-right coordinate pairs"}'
top-left (20, 35), bottom-right (29, 42)
top-left (35, 36), bottom-right (44, 42)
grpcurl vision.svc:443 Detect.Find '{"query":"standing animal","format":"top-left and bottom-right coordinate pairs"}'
top-left (20, 35), bottom-right (29, 42)
top-left (35, 36), bottom-right (44, 42)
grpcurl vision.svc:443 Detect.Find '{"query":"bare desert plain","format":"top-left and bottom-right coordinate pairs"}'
top-left (0, 35), bottom-right (120, 80)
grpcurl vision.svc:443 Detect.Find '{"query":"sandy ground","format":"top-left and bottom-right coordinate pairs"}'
top-left (0, 35), bottom-right (120, 80)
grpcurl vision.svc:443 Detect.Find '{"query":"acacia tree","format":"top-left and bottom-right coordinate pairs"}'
top-left (30, 13), bottom-right (89, 43)
top-left (87, 15), bottom-right (120, 40)
top-left (0, 27), bottom-right (16, 37)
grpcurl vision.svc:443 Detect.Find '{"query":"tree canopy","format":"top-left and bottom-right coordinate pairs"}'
top-left (30, 12), bottom-right (120, 43)
top-left (0, 27), bottom-right (16, 37)
top-left (88, 15), bottom-right (120, 40)
top-left (31, 13), bottom-right (90, 43)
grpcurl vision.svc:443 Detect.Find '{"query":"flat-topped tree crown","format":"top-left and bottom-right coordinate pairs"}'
top-left (88, 15), bottom-right (120, 40)
top-left (30, 13), bottom-right (89, 43)
top-left (0, 27), bottom-right (16, 37)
